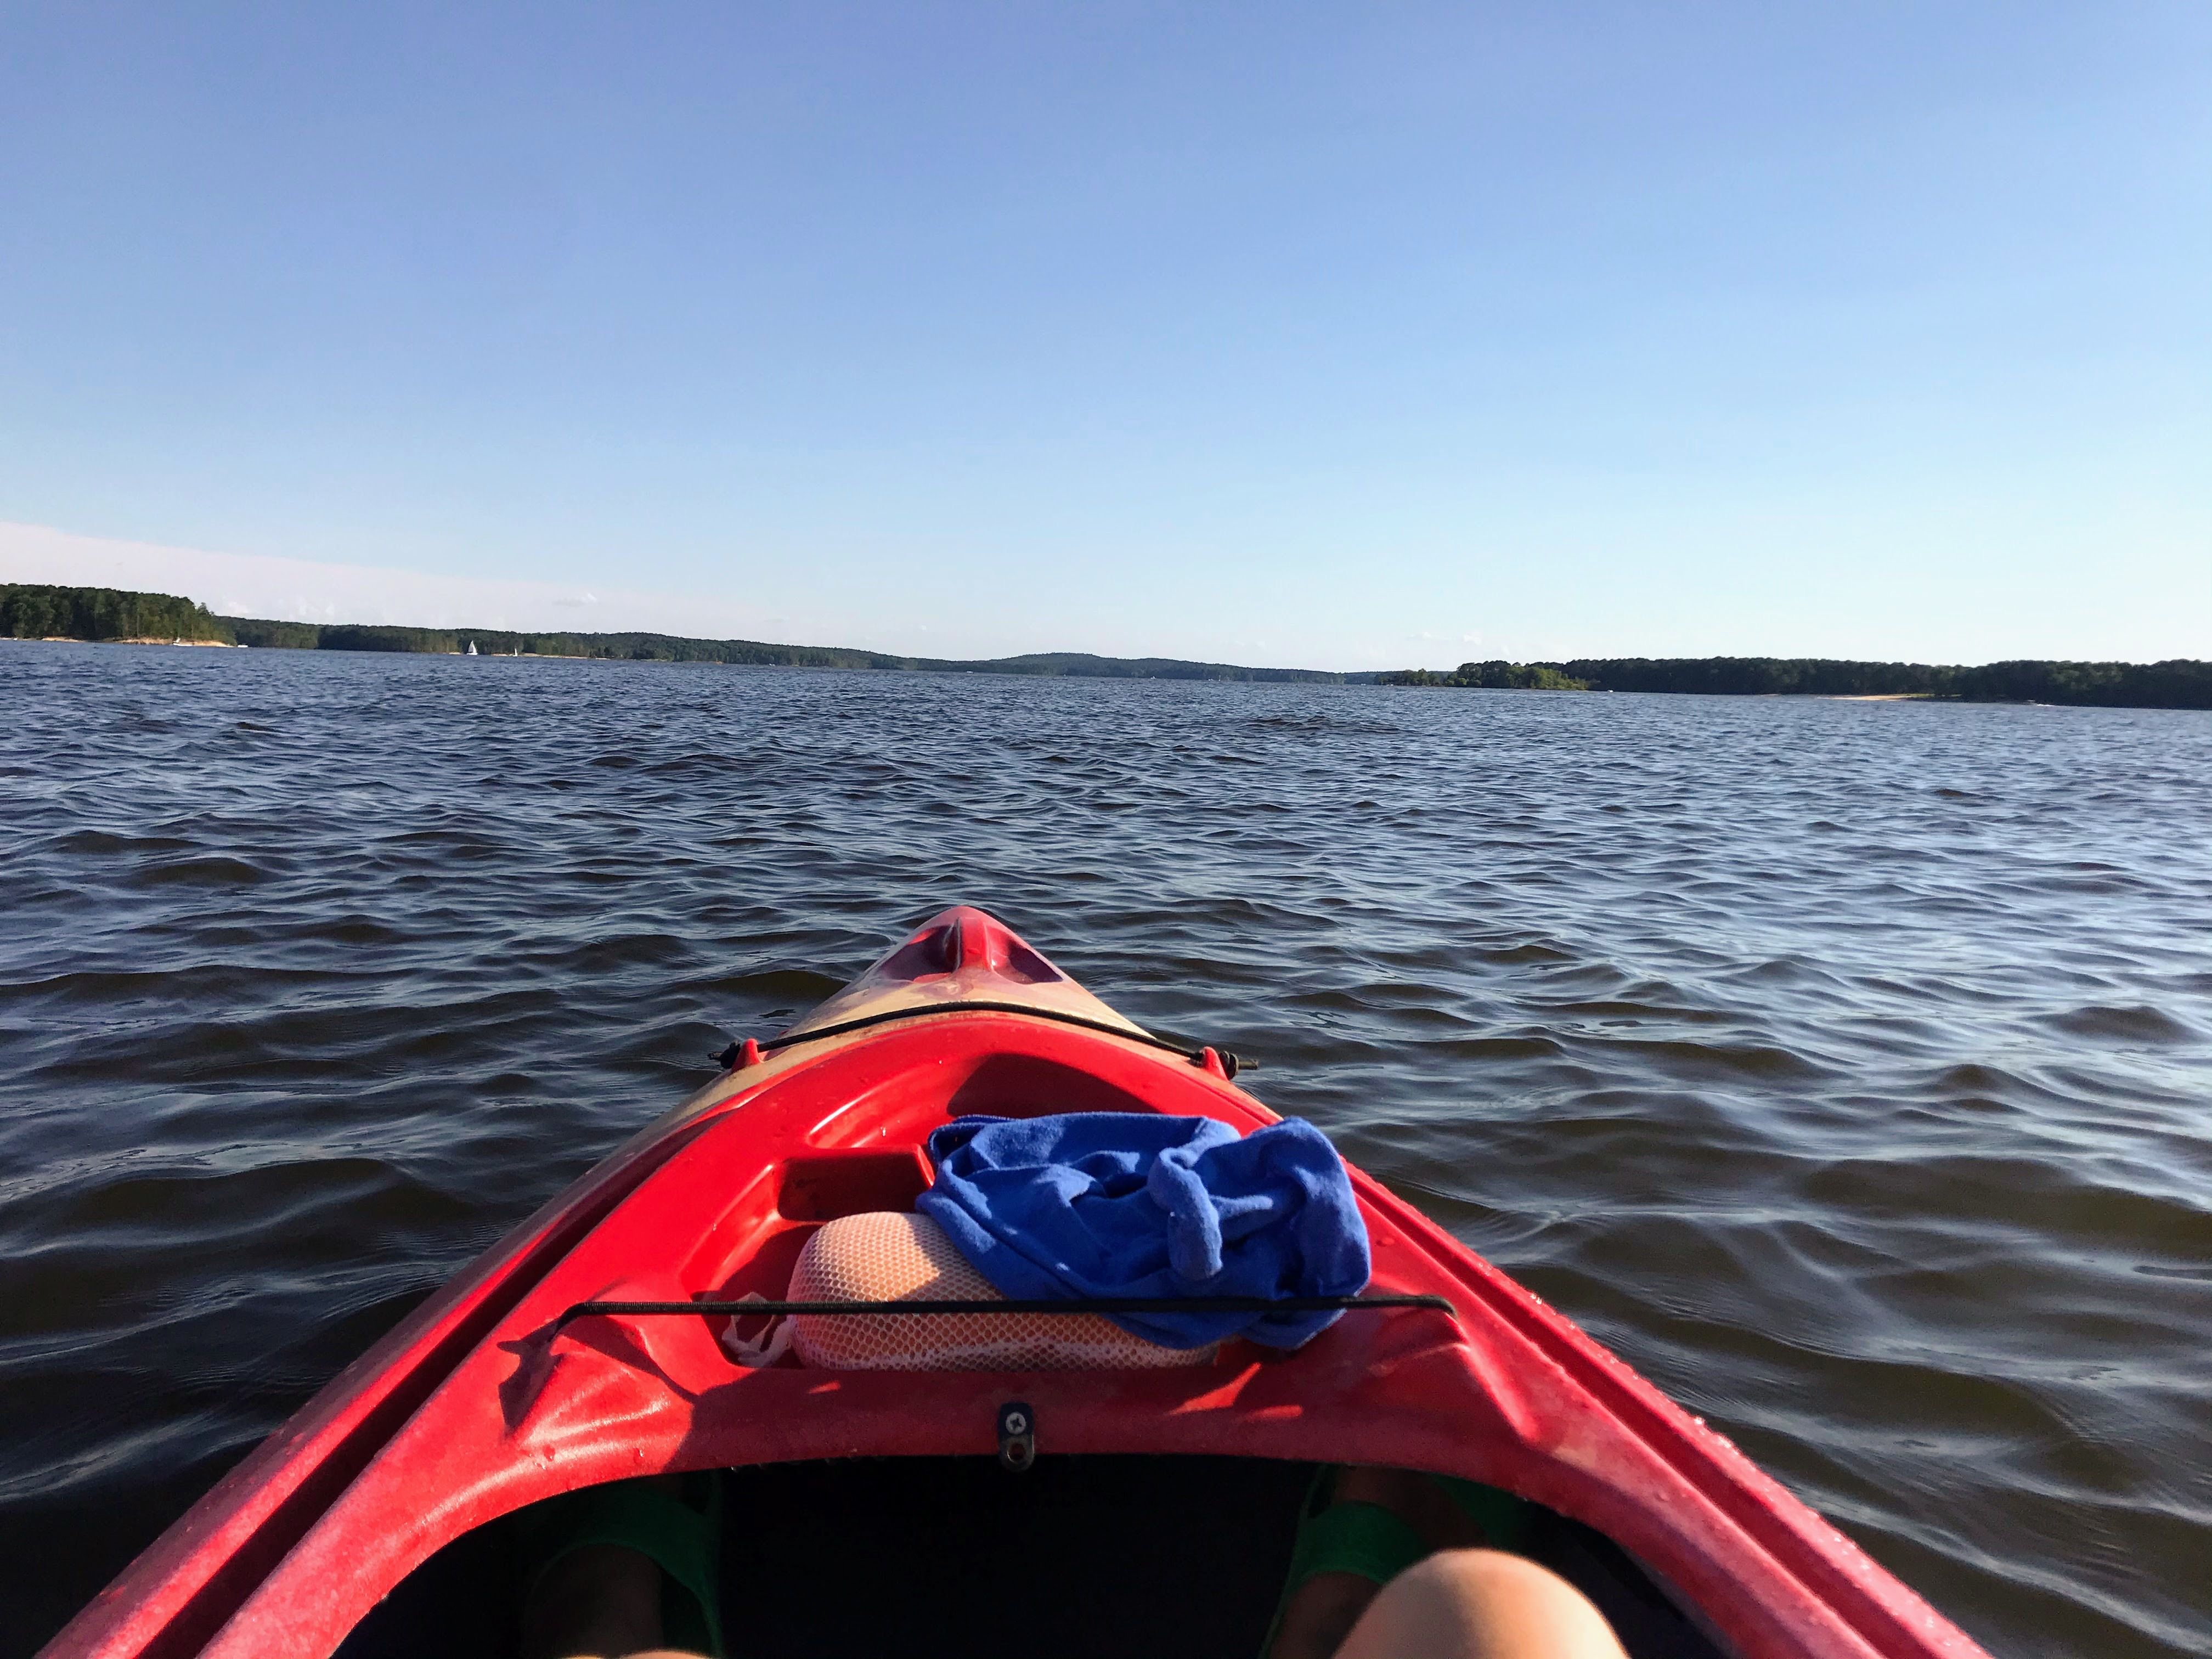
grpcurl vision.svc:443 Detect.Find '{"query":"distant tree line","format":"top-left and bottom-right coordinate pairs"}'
top-left (1934, 659), bottom-right (2212, 708)
top-left (1378, 656), bottom-right (2212, 709)
top-left (225, 618), bottom-right (321, 649)
top-left (1384, 661), bottom-right (1592, 690)
top-left (1547, 658), bottom-right (1945, 696)
top-left (10, 586), bottom-right (2205, 707)
top-left (221, 617), bottom-right (901, 666)
top-left (2, 584), bottom-right (234, 644)
top-left (215, 621), bottom-right (1343, 680)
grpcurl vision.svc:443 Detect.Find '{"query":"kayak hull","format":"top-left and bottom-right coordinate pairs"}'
top-left (44, 909), bottom-right (1987, 1659)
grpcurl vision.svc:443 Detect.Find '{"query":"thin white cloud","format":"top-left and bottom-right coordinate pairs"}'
top-left (0, 522), bottom-right (792, 642)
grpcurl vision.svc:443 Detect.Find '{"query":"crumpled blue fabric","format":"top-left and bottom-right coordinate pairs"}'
top-left (915, 1111), bottom-right (1370, 1350)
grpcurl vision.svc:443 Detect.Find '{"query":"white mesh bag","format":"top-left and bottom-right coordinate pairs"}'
top-left (770, 1210), bottom-right (1217, 1372)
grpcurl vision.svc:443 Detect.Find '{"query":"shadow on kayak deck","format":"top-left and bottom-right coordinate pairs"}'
top-left (335, 1455), bottom-right (1723, 1659)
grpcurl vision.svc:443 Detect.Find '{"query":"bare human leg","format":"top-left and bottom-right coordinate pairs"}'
top-left (520, 1541), bottom-right (689, 1659)
top-left (1268, 1467), bottom-right (1627, 1659)
top-left (523, 1464), bottom-right (1622, 1659)
top-left (1335, 1549), bottom-right (1630, 1659)
top-left (1268, 1465), bottom-right (1494, 1659)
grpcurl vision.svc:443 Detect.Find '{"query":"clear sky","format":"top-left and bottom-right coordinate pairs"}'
top-left (3, 3), bottom-right (2206, 668)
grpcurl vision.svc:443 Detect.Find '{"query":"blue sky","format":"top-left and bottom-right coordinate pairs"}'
top-left (3, 3), bottom-right (2205, 667)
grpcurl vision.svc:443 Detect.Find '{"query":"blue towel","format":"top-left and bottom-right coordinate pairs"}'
top-left (915, 1111), bottom-right (1370, 1350)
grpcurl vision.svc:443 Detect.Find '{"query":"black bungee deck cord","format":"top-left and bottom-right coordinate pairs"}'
top-left (714, 998), bottom-right (1250, 1077)
top-left (556, 1292), bottom-right (1453, 1329)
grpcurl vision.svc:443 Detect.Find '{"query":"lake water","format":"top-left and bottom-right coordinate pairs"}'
top-left (2, 641), bottom-right (2207, 1657)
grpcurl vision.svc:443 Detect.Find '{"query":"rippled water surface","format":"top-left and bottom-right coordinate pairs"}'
top-left (2, 642), bottom-right (2208, 1656)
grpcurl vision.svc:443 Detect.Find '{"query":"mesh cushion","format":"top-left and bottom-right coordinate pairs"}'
top-left (788, 1211), bottom-right (1217, 1372)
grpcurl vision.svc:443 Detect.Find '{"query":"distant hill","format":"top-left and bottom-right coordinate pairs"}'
top-left (220, 617), bottom-right (912, 669)
top-left (0, 586), bottom-right (1344, 678)
top-left (209, 618), bottom-right (1348, 681)
top-left (939, 651), bottom-right (1342, 683)
top-left (1, 592), bottom-right (1343, 680)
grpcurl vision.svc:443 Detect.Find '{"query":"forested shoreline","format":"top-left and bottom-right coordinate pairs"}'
top-left (217, 619), bottom-right (1340, 680)
top-left (0, 585), bottom-right (1335, 681)
top-left (5, 585), bottom-right (2206, 707)
top-left (1, 584), bottom-right (233, 644)
top-left (1379, 656), bottom-right (2212, 709)
top-left (224, 615), bottom-right (910, 669)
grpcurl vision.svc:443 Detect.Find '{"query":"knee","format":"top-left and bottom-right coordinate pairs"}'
top-left (1341, 1549), bottom-right (1627, 1659)
top-left (1406, 1547), bottom-right (1576, 1600)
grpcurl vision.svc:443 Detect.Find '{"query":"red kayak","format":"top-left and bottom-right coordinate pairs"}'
top-left (46, 907), bottom-right (1987, 1659)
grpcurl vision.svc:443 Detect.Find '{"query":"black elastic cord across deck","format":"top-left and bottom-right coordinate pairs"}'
top-left (556, 1293), bottom-right (1451, 1329)
top-left (722, 1000), bottom-right (1248, 1077)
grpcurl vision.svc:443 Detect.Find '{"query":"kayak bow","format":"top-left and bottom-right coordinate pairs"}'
top-left (45, 907), bottom-right (1988, 1659)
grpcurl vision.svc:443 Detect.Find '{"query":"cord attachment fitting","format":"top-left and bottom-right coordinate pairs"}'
top-left (997, 1401), bottom-right (1036, 1472)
